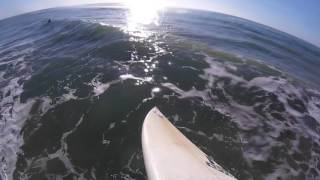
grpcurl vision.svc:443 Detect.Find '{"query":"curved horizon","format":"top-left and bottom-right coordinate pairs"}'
top-left (1, 0), bottom-right (319, 48)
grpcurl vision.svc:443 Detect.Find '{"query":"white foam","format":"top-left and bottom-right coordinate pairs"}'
top-left (88, 73), bottom-right (154, 97)
top-left (46, 115), bottom-right (86, 177)
top-left (0, 48), bottom-right (35, 179)
top-left (306, 89), bottom-right (320, 122)
top-left (202, 56), bottom-right (245, 85)
top-left (120, 74), bottom-right (153, 82)
top-left (0, 77), bottom-right (34, 180)
top-left (249, 76), bottom-right (287, 92)
top-left (159, 52), bottom-right (320, 179)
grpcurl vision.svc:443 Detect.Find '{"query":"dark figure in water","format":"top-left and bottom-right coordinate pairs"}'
top-left (47, 19), bottom-right (51, 24)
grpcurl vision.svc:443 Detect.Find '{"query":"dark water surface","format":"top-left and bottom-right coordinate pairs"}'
top-left (0, 4), bottom-right (320, 180)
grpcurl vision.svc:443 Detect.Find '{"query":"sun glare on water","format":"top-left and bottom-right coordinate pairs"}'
top-left (124, 0), bottom-right (167, 35)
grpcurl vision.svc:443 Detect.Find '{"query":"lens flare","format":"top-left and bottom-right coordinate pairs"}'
top-left (123, 0), bottom-right (167, 37)
top-left (124, 0), bottom-right (166, 25)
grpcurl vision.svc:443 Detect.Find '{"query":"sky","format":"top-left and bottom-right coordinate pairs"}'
top-left (0, 0), bottom-right (319, 47)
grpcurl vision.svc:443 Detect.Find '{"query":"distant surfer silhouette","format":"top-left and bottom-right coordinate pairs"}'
top-left (47, 19), bottom-right (51, 24)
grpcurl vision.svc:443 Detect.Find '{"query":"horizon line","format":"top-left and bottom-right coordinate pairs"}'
top-left (1, 2), bottom-right (319, 49)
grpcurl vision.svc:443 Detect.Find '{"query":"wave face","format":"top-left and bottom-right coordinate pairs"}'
top-left (0, 5), bottom-right (320, 180)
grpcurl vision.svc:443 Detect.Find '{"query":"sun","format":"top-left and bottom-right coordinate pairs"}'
top-left (123, 0), bottom-right (167, 25)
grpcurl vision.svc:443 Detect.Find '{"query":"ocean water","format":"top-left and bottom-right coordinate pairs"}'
top-left (0, 4), bottom-right (320, 180)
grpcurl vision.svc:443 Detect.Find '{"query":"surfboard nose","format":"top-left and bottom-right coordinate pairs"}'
top-left (141, 107), bottom-right (236, 180)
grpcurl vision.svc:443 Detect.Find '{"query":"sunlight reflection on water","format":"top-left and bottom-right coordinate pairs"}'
top-left (124, 0), bottom-right (165, 37)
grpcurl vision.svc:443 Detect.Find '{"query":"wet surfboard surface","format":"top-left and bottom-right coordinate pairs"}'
top-left (142, 107), bottom-right (236, 180)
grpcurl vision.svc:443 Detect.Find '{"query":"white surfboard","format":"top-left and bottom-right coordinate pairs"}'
top-left (142, 107), bottom-right (237, 180)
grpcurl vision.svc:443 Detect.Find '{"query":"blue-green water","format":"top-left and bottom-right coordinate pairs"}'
top-left (0, 4), bottom-right (320, 180)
